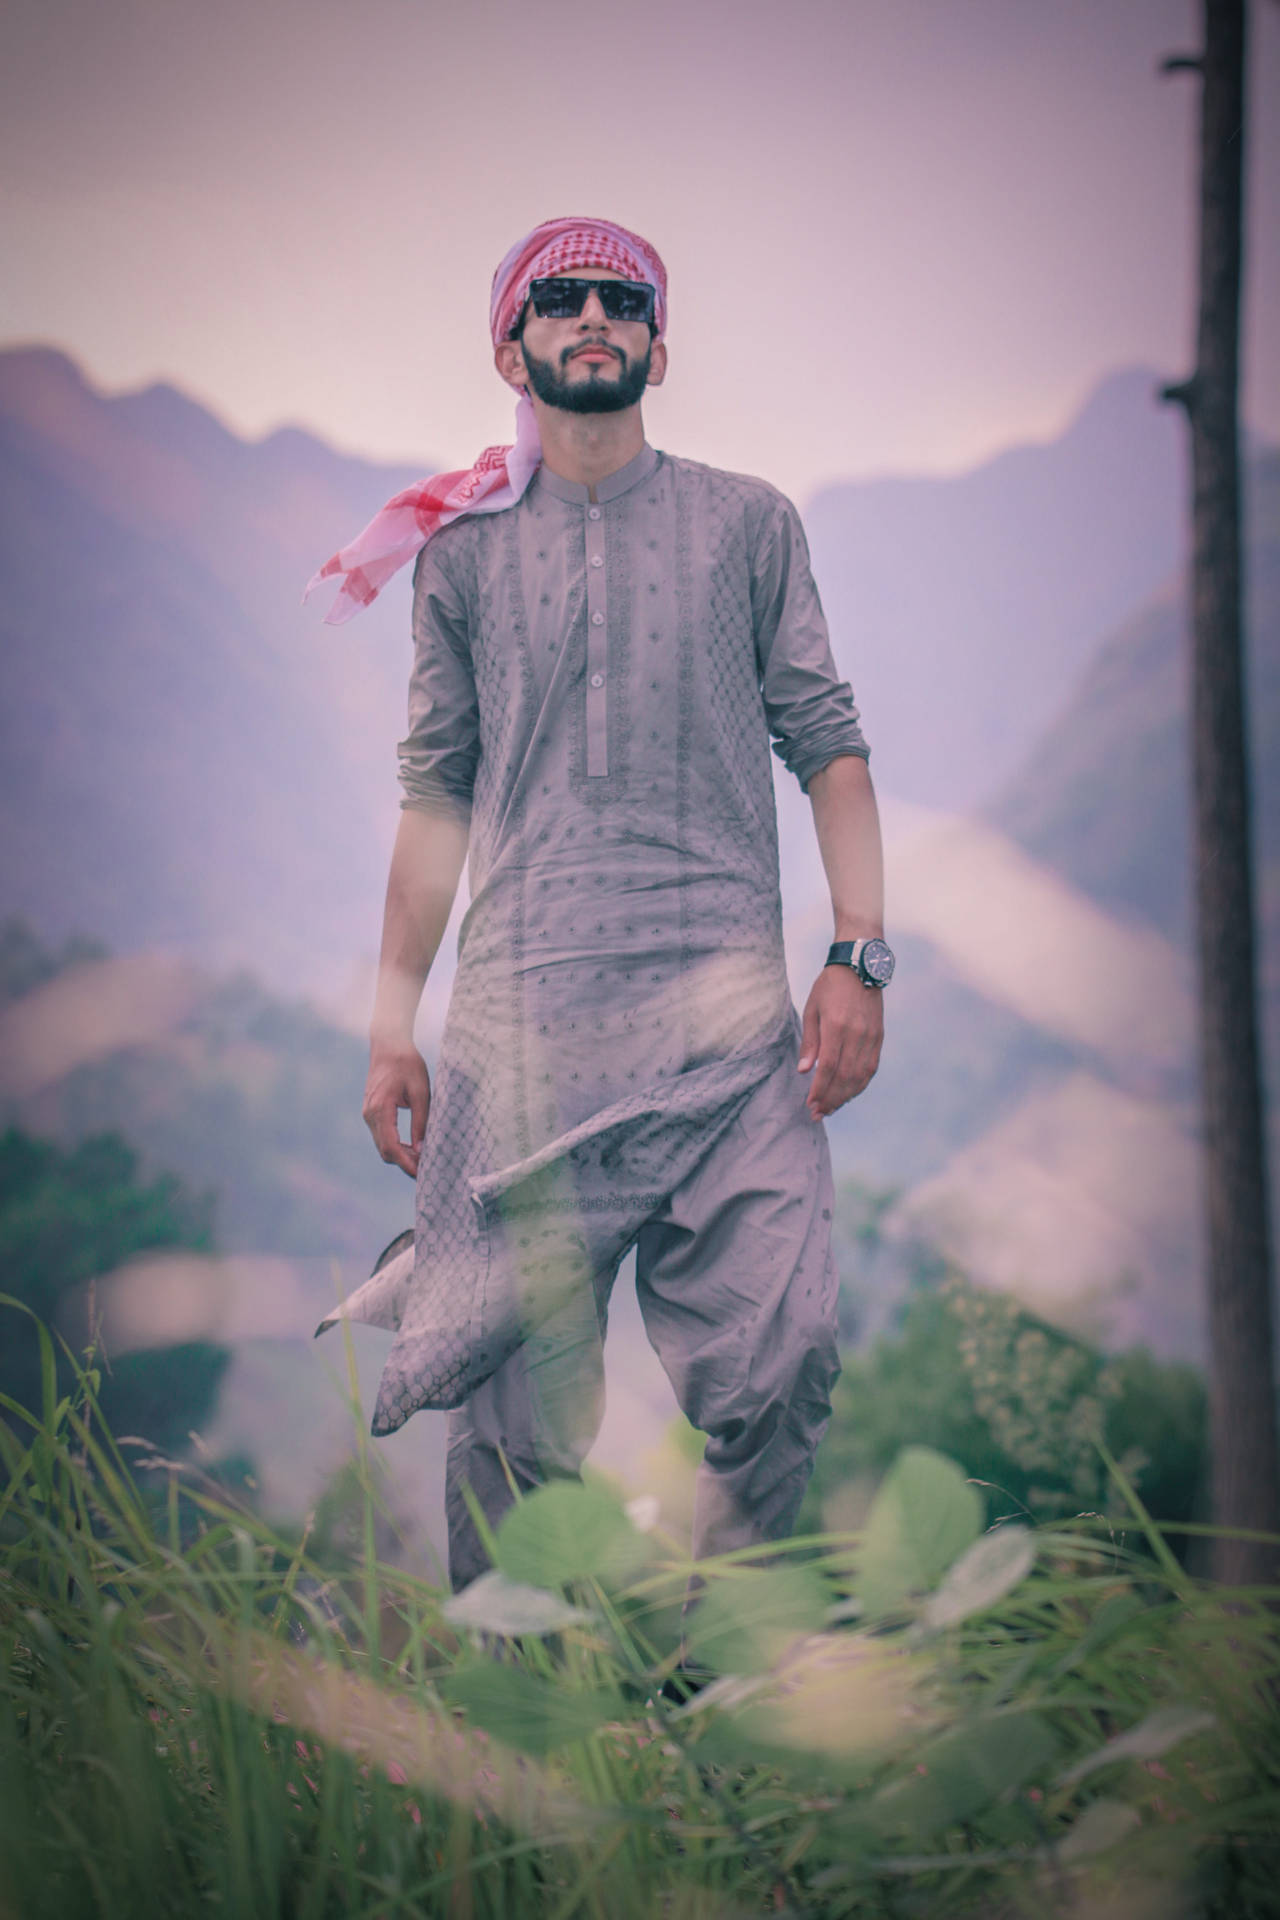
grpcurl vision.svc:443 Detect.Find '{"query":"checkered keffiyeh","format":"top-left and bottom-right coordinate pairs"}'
top-left (486, 215), bottom-right (668, 350)
top-left (306, 216), bottom-right (668, 625)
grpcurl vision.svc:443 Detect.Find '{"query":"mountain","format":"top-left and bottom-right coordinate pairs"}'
top-left (986, 450), bottom-right (1280, 961)
top-left (0, 346), bottom-right (429, 1001)
top-left (840, 451), bottom-right (1280, 1359)
top-left (804, 368), bottom-right (1187, 811)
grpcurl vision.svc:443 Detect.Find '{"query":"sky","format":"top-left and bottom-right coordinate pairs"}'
top-left (2, 0), bottom-right (1278, 505)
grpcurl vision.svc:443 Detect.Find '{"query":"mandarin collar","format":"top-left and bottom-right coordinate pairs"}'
top-left (534, 441), bottom-right (660, 506)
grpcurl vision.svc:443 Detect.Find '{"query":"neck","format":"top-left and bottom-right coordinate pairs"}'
top-left (530, 397), bottom-right (646, 493)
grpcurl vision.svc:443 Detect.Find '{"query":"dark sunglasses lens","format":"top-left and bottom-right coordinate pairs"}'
top-left (599, 281), bottom-right (655, 323)
top-left (529, 278), bottom-right (586, 318)
top-left (527, 278), bottom-right (655, 324)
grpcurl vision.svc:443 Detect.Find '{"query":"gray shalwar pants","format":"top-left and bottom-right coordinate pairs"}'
top-left (444, 1046), bottom-right (840, 1591)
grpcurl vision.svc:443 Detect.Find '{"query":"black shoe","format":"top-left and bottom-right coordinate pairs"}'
top-left (658, 1662), bottom-right (714, 1706)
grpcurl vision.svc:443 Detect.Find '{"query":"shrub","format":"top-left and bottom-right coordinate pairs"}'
top-left (804, 1272), bottom-right (1208, 1537)
top-left (0, 1316), bottom-right (1275, 1918)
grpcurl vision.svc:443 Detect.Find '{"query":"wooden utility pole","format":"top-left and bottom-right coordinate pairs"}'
top-left (1161, 0), bottom-right (1280, 1586)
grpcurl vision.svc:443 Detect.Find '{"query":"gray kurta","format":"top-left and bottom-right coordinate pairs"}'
top-left (321, 442), bottom-right (868, 1436)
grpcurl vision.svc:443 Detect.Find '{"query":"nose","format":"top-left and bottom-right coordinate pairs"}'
top-left (577, 287), bottom-right (610, 327)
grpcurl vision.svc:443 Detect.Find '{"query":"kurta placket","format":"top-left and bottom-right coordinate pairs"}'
top-left (584, 499), bottom-right (608, 776)
top-left (319, 443), bottom-right (872, 1438)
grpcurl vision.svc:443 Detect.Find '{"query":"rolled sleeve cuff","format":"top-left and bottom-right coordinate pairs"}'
top-left (776, 725), bottom-right (871, 793)
top-left (397, 765), bottom-right (475, 825)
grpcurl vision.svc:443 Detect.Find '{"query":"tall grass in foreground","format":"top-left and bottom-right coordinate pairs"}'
top-left (1, 1302), bottom-right (1278, 1919)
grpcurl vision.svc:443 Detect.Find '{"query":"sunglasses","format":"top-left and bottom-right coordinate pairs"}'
top-left (520, 276), bottom-right (657, 329)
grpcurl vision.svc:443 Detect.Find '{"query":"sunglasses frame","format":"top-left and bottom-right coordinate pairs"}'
top-left (513, 276), bottom-right (657, 335)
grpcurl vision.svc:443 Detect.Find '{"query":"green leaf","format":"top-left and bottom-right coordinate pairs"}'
top-left (1057, 1704), bottom-right (1216, 1787)
top-left (1055, 1798), bottom-right (1141, 1861)
top-left (441, 1663), bottom-right (624, 1754)
top-left (495, 1480), bottom-right (647, 1588)
top-left (870, 1712), bottom-right (1059, 1841)
top-left (684, 1564), bottom-right (829, 1675)
top-left (921, 1525), bottom-right (1035, 1629)
top-left (858, 1447), bottom-right (983, 1616)
top-left (723, 1633), bottom-right (923, 1772)
top-left (441, 1570), bottom-right (595, 1637)
top-left (1050, 1588), bottom-right (1145, 1677)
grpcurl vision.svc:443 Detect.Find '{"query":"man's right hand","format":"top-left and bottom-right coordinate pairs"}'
top-left (363, 1043), bottom-right (431, 1177)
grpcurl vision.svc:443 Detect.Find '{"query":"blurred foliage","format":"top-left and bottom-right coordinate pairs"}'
top-left (0, 917), bottom-right (405, 1258)
top-left (1, 1340), bottom-right (1277, 1919)
top-left (307, 1451), bottom-right (410, 1573)
top-left (0, 1126), bottom-right (226, 1459)
top-left (802, 1268), bottom-right (1208, 1541)
top-left (0, 916), bottom-right (108, 1004)
top-left (828, 1175), bottom-right (901, 1343)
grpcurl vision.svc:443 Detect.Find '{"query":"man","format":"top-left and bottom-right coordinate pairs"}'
top-left (311, 216), bottom-right (891, 1592)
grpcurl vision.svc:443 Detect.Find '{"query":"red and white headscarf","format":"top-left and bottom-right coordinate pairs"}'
top-left (306, 216), bottom-right (668, 625)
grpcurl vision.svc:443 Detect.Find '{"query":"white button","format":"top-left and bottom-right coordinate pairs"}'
top-left (590, 672), bottom-right (604, 688)
top-left (587, 506), bottom-right (602, 520)
top-left (591, 612), bottom-right (604, 626)
top-left (590, 554), bottom-right (603, 567)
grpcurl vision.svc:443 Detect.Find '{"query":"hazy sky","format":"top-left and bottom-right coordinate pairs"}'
top-left (3, 0), bottom-right (1277, 502)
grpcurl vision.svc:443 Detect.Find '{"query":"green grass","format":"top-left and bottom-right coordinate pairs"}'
top-left (2, 1300), bottom-right (1278, 1919)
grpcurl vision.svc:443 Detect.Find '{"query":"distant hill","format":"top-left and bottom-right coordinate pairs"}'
top-left (804, 369), bottom-right (1187, 811)
top-left (0, 346), bottom-right (430, 999)
top-left (0, 920), bottom-right (406, 1260)
top-left (985, 450), bottom-right (1280, 963)
top-left (836, 450), bottom-right (1279, 1359)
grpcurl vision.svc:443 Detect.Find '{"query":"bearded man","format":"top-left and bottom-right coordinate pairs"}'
top-left (310, 216), bottom-right (892, 1592)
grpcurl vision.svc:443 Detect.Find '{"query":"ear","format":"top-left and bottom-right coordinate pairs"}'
top-left (645, 339), bottom-right (668, 390)
top-left (494, 338), bottom-right (528, 393)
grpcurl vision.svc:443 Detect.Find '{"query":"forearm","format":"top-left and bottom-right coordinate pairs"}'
top-left (370, 806), bottom-right (469, 1048)
top-left (806, 754), bottom-right (884, 941)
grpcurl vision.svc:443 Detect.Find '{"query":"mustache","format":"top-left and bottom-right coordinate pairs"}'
top-left (563, 339), bottom-right (623, 367)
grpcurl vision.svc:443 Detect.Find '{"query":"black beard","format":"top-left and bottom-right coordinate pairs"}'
top-left (520, 337), bottom-right (652, 414)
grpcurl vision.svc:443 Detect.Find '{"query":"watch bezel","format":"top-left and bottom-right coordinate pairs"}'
top-left (860, 938), bottom-right (895, 986)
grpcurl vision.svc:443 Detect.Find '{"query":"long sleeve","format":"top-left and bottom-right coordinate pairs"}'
top-left (749, 491), bottom-right (869, 790)
top-left (397, 537), bottom-right (481, 821)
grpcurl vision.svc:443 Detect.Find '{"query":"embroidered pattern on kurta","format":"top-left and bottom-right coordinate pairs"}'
top-left (319, 443), bottom-right (868, 1434)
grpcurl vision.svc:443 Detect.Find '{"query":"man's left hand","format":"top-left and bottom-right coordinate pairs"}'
top-left (797, 966), bottom-right (884, 1119)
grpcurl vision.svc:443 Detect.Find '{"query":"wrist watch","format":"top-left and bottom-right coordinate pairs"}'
top-left (825, 937), bottom-right (895, 988)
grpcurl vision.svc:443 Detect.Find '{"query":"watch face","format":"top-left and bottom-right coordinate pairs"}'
top-left (862, 939), bottom-right (895, 985)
